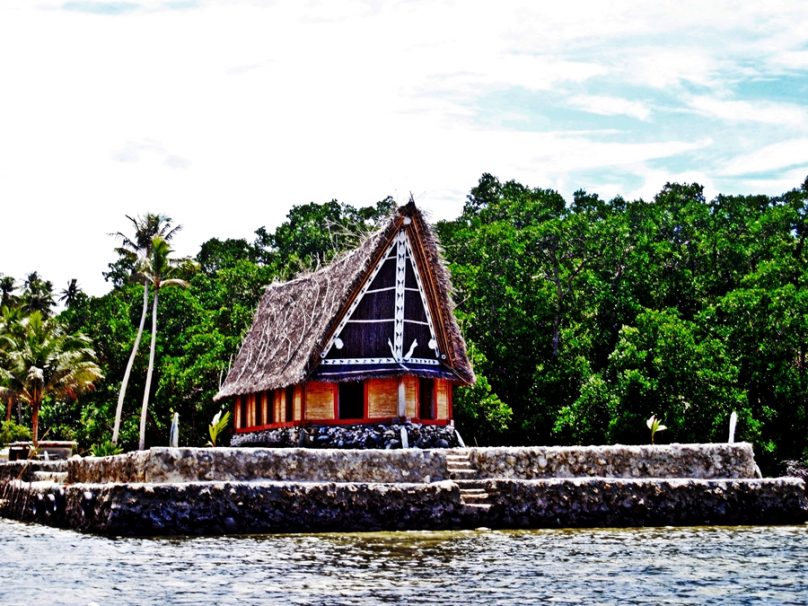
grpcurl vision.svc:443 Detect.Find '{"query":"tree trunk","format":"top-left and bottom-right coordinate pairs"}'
top-left (551, 270), bottom-right (564, 359)
top-left (32, 401), bottom-right (40, 447)
top-left (113, 279), bottom-right (149, 445)
top-left (552, 311), bottom-right (562, 359)
top-left (5, 396), bottom-right (12, 423)
top-left (138, 289), bottom-right (158, 451)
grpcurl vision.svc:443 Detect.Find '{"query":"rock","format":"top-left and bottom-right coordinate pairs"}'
top-left (781, 460), bottom-right (808, 482)
top-left (229, 422), bottom-right (463, 451)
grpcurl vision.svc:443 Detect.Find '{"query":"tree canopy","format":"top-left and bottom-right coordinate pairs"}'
top-left (2, 177), bottom-right (804, 471)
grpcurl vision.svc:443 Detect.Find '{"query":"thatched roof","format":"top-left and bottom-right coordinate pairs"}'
top-left (214, 201), bottom-right (474, 401)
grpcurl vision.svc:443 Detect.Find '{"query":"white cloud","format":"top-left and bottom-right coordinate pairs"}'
top-left (0, 0), bottom-right (807, 297)
top-left (623, 49), bottom-right (723, 90)
top-left (568, 95), bottom-right (651, 121)
top-left (623, 168), bottom-right (719, 203)
top-left (112, 140), bottom-right (191, 168)
top-left (770, 50), bottom-right (808, 70)
top-left (719, 139), bottom-right (808, 176)
top-left (733, 167), bottom-right (808, 195)
top-left (686, 96), bottom-right (808, 128)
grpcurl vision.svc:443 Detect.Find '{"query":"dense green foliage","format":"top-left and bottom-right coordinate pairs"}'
top-left (0, 309), bottom-right (102, 445)
top-left (1, 178), bottom-right (804, 471)
top-left (439, 174), bottom-right (806, 469)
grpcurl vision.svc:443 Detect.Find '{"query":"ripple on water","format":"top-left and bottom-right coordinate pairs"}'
top-left (0, 521), bottom-right (806, 605)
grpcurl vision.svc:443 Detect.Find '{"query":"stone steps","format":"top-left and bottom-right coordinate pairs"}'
top-left (447, 452), bottom-right (478, 481)
top-left (459, 485), bottom-right (495, 514)
top-left (449, 453), bottom-right (497, 512)
top-left (31, 471), bottom-right (68, 484)
top-left (449, 468), bottom-right (478, 479)
top-left (462, 502), bottom-right (492, 513)
top-left (459, 489), bottom-right (490, 503)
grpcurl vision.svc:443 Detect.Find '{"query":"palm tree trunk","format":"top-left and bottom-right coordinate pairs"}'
top-left (32, 401), bottom-right (40, 447)
top-left (112, 279), bottom-right (149, 445)
top-left (5, 396), bottom-right (12, 423)
top-left (138, 289), bottom-right (159, 451)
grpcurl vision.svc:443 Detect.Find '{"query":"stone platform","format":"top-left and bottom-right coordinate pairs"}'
top-left (0, 443), bottom-right (805, 536)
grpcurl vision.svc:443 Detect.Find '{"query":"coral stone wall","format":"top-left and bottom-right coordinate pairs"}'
top-left (68, 443), bottom-right (759, 485)
top-left (2, 476), bottom-right (805, 536)
top-left (68, 447), bottom-right (449, 484)
top-left (484, 478), bottom-right (807, 527)
top-left (3, 443), bottom-right (807, 536)
top-left (230, 421), bottom-right (459, 449)
top-left (0, 479), bottom-right (462, 536)
top-left (466, 443), bottom-right (758, 480)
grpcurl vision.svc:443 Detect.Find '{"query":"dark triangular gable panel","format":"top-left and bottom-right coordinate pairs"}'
top-left (315, 226), bottom-right (450, 379)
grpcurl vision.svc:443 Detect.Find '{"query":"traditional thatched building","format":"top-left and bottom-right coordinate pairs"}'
top-left (214, 200), bottom-right (474, 439)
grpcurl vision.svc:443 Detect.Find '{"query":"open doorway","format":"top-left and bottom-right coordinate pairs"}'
top-left (419, 378), bottom-right (434, 420)
top-left (285, 386), bottom-right (294, 422)
top-left (338, 381), bottom-right (364, 420)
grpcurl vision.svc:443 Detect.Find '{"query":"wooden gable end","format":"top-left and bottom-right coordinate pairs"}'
top-left (315, 226), bottom-right (449, 380)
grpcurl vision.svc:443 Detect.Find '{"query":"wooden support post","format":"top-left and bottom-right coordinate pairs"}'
top-left (397, 376), bottom-right (406, 419)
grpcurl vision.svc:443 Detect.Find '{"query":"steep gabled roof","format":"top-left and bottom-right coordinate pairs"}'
top-left (214, 201), bottom-right (474, 401)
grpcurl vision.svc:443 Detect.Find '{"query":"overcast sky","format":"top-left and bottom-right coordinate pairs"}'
top-left (1, 0), bottom-right (807, 297)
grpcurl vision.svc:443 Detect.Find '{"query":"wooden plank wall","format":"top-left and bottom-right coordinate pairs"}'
top-left (267, 389), bottom-right (283, 423)
top-left (404, 376), bottom-right (418, 418)
top-left (306, 382), bottom-right (336, 420)
top-left (234, 396), bottom-right (242, 429)
top-left (259, 391), bottom-right (268, 427)
top-left (367, 378), bottom-right (397, 418)
top-left (246, 393), bottom-right (256, 427)
top-left (436, 379), bottom-right (450, 420)
top-left (294, 385), bottom-right (302, 421)
top-left (236, 377), bottom-right (451, 429)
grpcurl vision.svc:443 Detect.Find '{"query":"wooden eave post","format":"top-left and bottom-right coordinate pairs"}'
top-left (397, 376), bottom-right (406, 419)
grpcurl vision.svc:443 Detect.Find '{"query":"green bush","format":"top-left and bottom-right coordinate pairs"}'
top-left (0, 420), bottom-right (32, 445)
top-left (207, 410), bottom-right (231, 447)
top-left (90, 439), bottom-right (123, 457)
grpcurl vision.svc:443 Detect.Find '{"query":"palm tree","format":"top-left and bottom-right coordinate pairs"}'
top-left (137, 236), bottom-right (190, 450)
top-left (111, 213), bottom-right (181, 445)
top-left (21, 272), bottom-right (55, 316)
top-left (59, 279), bottom-right (83, 309)
top-left (0, 334), bottom-right (14, 423)
top-left (0, 306), bottom-right (25, 422)
top-left (4, 311), bottom-right (102, 446)
top-left (0, 275), bottom-right (18, 309)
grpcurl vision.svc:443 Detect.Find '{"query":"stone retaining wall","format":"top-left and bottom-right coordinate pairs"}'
top-left (2, 443), bottom-right (802, 535)
top-left (483, 477), bottom-right (808, 527)
top-left (230, 422), bottom-right (459, 449)
top-left (66, 443), bottom-right (758, 486)
top-left (467, 443), bottom-right (758, 479)
top-left (0, 479), bottom-right (461, 536)
top-left (68, 447), bottom-right (448, 484)
top-left (1, 476), bottom-right (804, 535)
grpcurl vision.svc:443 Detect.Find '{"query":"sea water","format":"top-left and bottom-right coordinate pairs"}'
top-left (1, 519), bottom-right (806, 605)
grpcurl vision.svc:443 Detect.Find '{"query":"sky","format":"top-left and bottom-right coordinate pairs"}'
top-left (1, 0), bottom-right (807, 298)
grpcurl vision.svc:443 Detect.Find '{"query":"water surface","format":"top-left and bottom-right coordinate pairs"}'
top-left (1, 520), bottom-right (806, 605)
